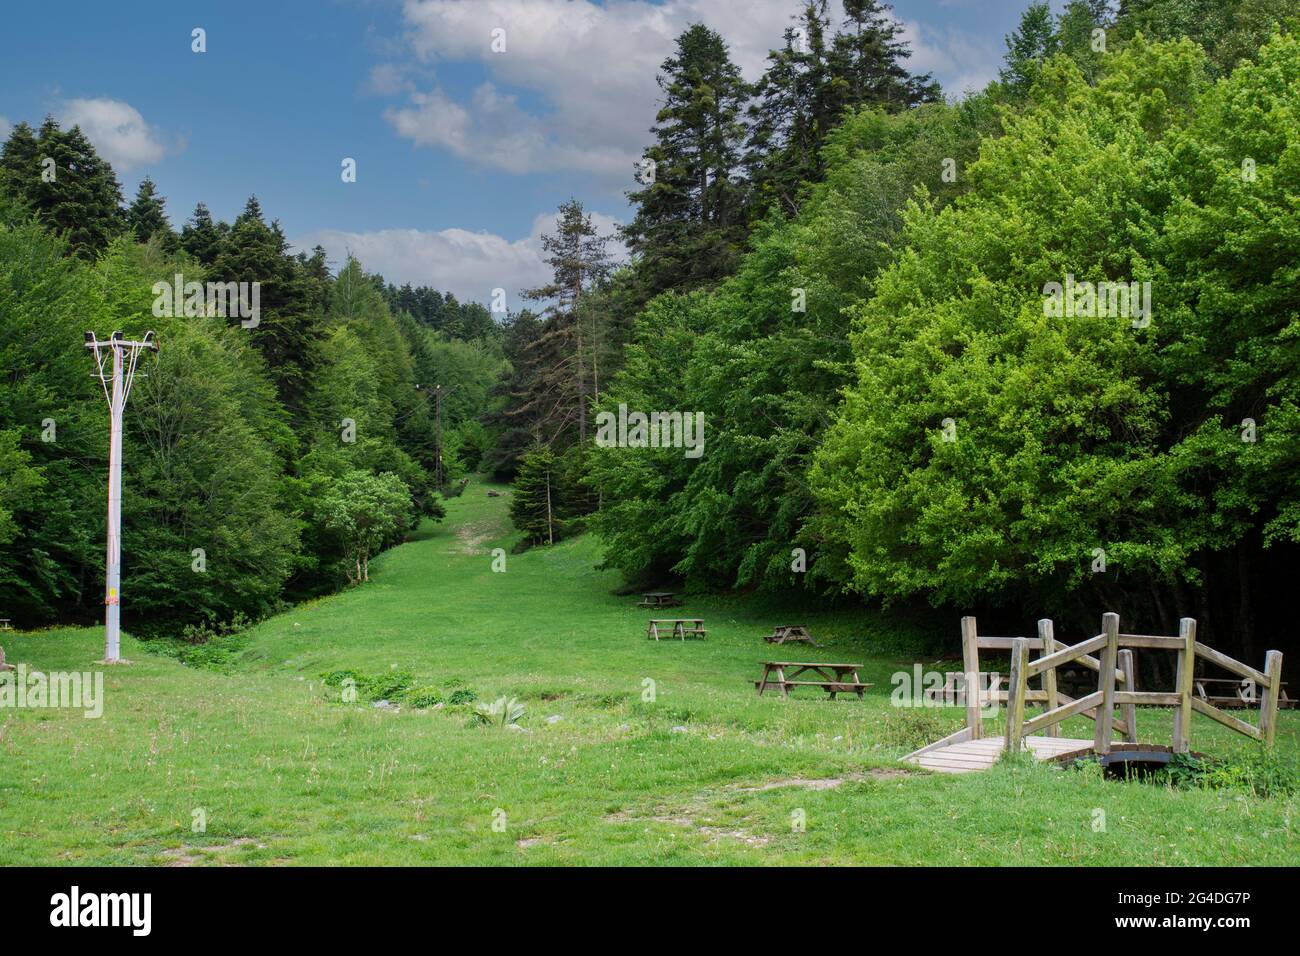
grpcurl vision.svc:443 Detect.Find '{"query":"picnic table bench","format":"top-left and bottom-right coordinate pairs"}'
top-left (647, 618), bottom-right (706, 641)
top-left (762, 624), bottom-right (819, 647)
top-left (0, 618), bottom-right (10, 631)
top-left (1194, 676), bottom-right (1293, 709)
top-left (754, 661), bottom-right (871, 699)
top-left (638, 592), bottom-right (681, 609)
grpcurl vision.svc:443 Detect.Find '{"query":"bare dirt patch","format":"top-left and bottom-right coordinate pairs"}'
top-left (160, 837), bottom-right (265, 867)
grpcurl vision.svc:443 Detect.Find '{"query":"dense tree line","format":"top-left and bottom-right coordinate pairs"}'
top-left (504, 0), bottom-right (1300, 665)
top-left (0, 122), bottom-right (513, 632)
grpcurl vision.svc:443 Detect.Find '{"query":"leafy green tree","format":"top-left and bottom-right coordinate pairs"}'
top-left (999, 1), bottom-right (1060, 96)
top-left (318, 470), bottom-right (413, 584)
top-left (1114, 0), bottom-right (1297, 75)
top-left (591, 99), bottom-right (997, 593)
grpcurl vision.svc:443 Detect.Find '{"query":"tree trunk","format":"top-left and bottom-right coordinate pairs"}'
top-left (546, 468), bottom-right (554, 545)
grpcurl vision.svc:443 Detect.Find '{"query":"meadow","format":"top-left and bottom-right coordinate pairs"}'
top-left (0, 480), bottom-right (1295, 866)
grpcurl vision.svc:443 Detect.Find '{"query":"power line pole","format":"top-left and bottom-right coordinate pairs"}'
top-left (85, 331), bottom-right (158, 664)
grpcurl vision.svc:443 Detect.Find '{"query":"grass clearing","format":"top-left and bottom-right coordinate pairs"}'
top-left (0, 479), bottom-right (1296, 865)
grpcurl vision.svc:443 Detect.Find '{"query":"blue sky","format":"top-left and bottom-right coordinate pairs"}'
top-left (0, 0), bottom-right (1048, 303)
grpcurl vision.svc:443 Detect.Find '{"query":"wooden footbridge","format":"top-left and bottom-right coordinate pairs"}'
top-left (905, 613), bottom-right (1284, 773)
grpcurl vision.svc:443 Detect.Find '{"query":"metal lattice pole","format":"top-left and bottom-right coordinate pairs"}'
top-left (85, 331), bottom-right (158, 663)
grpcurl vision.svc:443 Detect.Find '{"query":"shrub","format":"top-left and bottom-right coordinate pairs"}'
top-left (405, 686), bottom-right (445, 709)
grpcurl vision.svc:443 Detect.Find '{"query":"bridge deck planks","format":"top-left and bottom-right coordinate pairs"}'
top-left (906, 735), bottom-right (1093, 773)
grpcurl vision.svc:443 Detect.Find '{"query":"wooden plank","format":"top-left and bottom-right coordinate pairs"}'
top-left (1174, 618), bottom-right (1197, 753)
top-left (961, 616), bottom-right (982, 740)
top-left (1039, 620), bottom-right (1059, 738)
top-left (1093, 613), bottom-right (1119, 754)
top-left (902, 725), bottom-right (973, 761)
top-left (1005, 639), bottom-right (1029, 754)
top-left (1118, 649), bottom-right (1138, 743)
top-left (975, 637), bottom-right (1045, 650)
top-left (1117, 634), bottom-right (1186, 649)
top-left (1114, 691), bottom-right (1181, 706)
top-left (1193, 641), bottom-right (1269, 687)
top-left (1054, 690), bottom-right (1129, 737)
top-left (1260, 650), bottom-right (1283, 747)
top-left (1022, 691), bottom-right (1104, 736)
top-left (1026, 633), bottom-right (1106, 678)
top-left (1191, 697), bottom-right (1263, 741)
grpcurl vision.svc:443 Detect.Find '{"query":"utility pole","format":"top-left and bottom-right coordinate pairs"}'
top-left (418, 383), bottom-right (457, 489)
top-left (85, 331), bottom-right (158, 663)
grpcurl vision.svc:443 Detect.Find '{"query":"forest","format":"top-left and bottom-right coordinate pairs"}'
top-left (2, 0), bottom-right (1298, 670)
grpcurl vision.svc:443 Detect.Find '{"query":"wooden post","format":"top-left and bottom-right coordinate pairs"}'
top-left (1118, 649), bottom-right (1138, 743)
top-left (961, 616), bottom-right (982, 740)
top-left (1005, 638), bottom-right (1029, 754)
top-left (1260, 650), bottom-right (1283, 748)
top-left (1093, 612), bottom-right (1119, 755)
top-left (1038, 619), bottom-right (1059, 738)
top-left (1173, 617), bottom-right (1197, 754)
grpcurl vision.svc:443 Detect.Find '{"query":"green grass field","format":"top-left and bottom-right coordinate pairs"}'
top-left (1, 479), bottom-right (1296, 865)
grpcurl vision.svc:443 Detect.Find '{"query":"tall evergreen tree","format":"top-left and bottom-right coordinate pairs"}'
top-left (210, 196), bottom-right (321, 417)
top-left (0, 117), bottom-right (124, 257)
top-left (180, 201), bottom-right (223, 265)
top-left (126, 176), bottom-right (174, 247)
top-left (622, 23), bottom-right (750, 301)
top-left (831, 1), bottom-right (940, 112)
top-left (520, 199), bottom-right (612, 443)
top-left (747, 1), bottom-right (937, 218)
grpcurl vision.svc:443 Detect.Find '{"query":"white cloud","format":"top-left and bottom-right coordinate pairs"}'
top-left (386, 0), bottom-right (808, 183)
top-left (384, 0), bottom-right (1005, 182)
top-left (897, 19), bottom-right (1003, 99)
top-left (59, 98), bottom-right (170, 171)
top-left (0, 116), bottom-right (11, 141)
top-left (292, 210), bottom-right (624, 306)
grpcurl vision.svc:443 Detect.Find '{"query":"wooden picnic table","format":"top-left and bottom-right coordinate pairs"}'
top-left (762, 624), bottom-right (819, 647)
top-left (1194, 677), bottom-right (1293, 709)
top-left (638, 592), bottom-right (681, 609)
top-left (647, 618), bottom-right (706, 641)
top-left (754, 661), bottom-right (871, 699)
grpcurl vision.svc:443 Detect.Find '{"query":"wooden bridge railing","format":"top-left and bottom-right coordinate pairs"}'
top-left (1002, 613), bottom-right (1284, 755)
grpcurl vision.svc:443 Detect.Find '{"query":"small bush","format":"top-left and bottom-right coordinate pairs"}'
top-left (1160, 749), bottom-right (1298, 798)
top-left (321, 668), bottom-right (364, 688)
top-left (361, 669), bottom-right (414, 702)
top-left (448, 688), bottom-right (478, 706)
top-left (406, 686), bottom-right (445, 708)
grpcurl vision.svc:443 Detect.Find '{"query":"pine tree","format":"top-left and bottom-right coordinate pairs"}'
top-left (747, 1), bottom-right (936, 219)
top-left (180, 202), bottom-right (224, 264)
top-left (520, 199), bottom-right (611, 443)
top-left (831, 1), bottom-right (940, 110)
top-left (509, 444), bottom-right (561, 545)
top-left (0, 116), bottom-right (124, 257)
top-left (126, 177), bottom-right (174, 247)
top-left (622, 23), bottom-right (750, 301)
top-left (210, 196), bottom-right (322, 416)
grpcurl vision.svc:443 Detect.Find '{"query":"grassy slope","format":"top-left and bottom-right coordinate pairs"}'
top-left (0, 479), bottom-right (1296, 865)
